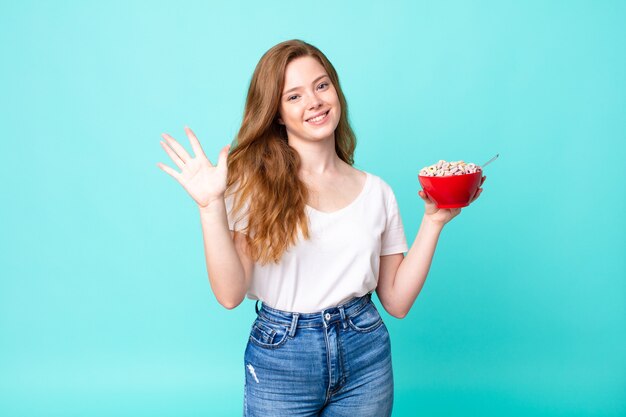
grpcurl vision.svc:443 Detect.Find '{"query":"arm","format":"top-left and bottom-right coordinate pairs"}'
top-left (198, 199), bottom-right (254, 310)
top-left (376, 178), bottom-right (486, 318)
top-left (157, 126), bottom-right (253, 310)
top-left (376, 215), bottom-right (443, 318)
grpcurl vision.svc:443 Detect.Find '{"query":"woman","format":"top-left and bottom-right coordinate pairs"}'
top-left (157, 39), bottom-right (484, 416)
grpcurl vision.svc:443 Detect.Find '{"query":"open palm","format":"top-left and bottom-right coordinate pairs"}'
top-left (157, 126), bottom-right (231, 208)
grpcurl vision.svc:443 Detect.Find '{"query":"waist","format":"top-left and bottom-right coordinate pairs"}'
top-left (256, 292), bottom-right (373, 328)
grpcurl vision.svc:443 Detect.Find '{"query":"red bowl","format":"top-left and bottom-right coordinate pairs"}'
top-left (418, 171), bottom-right (483, 208)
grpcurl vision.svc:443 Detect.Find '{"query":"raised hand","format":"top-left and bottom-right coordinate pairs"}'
top-left (157, 126), bottom-right (231, 208)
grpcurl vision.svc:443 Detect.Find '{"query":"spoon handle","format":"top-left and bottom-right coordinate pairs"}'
top-left (481, 153), bottom-right (499, 169)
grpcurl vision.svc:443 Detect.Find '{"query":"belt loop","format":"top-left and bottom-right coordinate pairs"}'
top-left (339, 306), bottom-right (347, 329)
top-left (289, 313), bottom-right (299, 337)
top-left (255, 300), bottom-right (260, 315)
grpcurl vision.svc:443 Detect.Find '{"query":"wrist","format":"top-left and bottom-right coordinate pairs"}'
top-left (198, 195), bottom-right (225, 214)
top-left (422, 214), bottom-right (445, 230)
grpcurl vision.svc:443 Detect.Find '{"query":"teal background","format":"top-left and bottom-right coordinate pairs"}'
top-left (1, 1), bottom-right (624, 416)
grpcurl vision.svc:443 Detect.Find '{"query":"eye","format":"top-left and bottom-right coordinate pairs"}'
top-left (318, 82), bottom-right (329, 89)
top-left (287, 95), bottom-right (299, 101)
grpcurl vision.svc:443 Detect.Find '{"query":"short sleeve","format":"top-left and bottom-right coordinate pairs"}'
top-left (380, 186), bottom-right (408, 256)
top-left (224, 191), bottom-right (249, 234)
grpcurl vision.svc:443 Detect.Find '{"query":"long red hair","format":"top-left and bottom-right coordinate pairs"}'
top-left (226, 39), bottom-right (357, 265)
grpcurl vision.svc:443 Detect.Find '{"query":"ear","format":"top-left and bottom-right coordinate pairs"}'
top-left (277, 117), bottom-right (284, 125)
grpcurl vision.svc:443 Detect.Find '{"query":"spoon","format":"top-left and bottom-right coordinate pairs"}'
top-left (481, 153), bottom-right (499, 169)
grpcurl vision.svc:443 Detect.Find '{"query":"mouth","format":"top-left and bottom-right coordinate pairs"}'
top-left (305, 110), bottom-right (330, 125)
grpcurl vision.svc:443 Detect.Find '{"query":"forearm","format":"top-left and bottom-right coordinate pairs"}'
top-left (198, 198), bottom-right (247, 309)
top-left (392, 215), bottom-right (444, 317)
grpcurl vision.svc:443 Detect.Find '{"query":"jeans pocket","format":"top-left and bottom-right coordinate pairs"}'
top-left (248, 317), bottom-right (291, 349)
top-left (348, 302), bottom-right (384, 333)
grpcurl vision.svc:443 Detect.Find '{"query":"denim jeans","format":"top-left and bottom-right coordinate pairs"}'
top-left (243, 293), bottom-right (394, 416)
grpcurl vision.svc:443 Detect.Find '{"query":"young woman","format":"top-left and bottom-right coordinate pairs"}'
top-left (157, 39), bottom-right (485, 417)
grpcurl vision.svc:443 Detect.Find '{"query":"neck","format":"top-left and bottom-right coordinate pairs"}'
top-left (289, 135), bottom-right (343, 176)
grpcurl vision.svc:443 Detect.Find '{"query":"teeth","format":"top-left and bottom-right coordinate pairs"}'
top-left (307, 111), bottom-right (328, 122)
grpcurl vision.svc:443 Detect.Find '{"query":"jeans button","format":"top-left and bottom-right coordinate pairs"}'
top-left (324, 313), bottom-right (331, 321)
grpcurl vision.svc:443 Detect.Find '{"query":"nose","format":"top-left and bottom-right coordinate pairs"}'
top-left (307, 92), bottom-right (323, 110)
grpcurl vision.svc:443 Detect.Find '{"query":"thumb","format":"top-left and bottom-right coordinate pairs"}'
top-left (217, 144), bottom-right (231, 169)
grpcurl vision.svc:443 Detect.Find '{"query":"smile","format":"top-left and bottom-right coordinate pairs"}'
top-left (306, 110), bottom-right (330, 125)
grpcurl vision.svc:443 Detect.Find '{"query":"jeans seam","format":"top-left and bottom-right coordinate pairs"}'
top-left (248, 331), bottom-right (290, 349)
top-left (257, 295), bottom-right (370, 326)
top-left (347, 318), bottom-right (383, 333)
top-left (322, 323), bottom-right (332, 407)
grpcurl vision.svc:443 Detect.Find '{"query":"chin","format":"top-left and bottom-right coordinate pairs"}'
top-left (308, 127), bottom-right (336, 140)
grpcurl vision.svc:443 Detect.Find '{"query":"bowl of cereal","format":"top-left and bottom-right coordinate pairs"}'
top-left (418, 159), bottom-right (484, 208)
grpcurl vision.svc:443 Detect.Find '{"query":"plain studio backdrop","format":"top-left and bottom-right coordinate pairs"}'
top-left (1, 1), bottom-right (624, 416)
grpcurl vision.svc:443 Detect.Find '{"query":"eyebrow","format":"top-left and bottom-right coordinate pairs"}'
top-left (282, 75), bottom-right (329, 96)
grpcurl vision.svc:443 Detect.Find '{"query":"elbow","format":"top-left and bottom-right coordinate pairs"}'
top-left (381, 302), bottom-right (408, 319)
top-left (217, 295), bottom-right (244, 310)
top-left (390, 310), bottom-right (408, 319)
top-left (220, 301), bottom-right (239, 310)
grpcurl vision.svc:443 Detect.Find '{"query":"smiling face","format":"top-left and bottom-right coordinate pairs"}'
top-left (277, 55), bottom-right (341, 145)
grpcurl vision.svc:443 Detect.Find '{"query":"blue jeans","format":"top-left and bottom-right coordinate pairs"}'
top-left (243, 293), bottom-right (394, 416)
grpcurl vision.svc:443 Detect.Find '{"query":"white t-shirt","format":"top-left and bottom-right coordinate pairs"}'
top-left (224, 171), bottom-right (408, 313)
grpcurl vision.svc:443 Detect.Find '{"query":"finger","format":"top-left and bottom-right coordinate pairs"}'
top-left (470, 188), bottom-right (482, 203)
top-left (185, 126), bottom-right (209, 162)
top-left (161, 132), bottom-right (192, 164)
top-left (156, 162), bottom-right (182, 182)
top-left (160, 140), bottom-right (185, 169)
top-left (480, 175), bottom-right (487, 186)
top-left (471, 190), bottom-right (479, 202)
top-left (421, 193), bottom-right (435, 206)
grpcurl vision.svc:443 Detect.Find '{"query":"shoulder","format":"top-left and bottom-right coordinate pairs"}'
top-left (360, 170), bottom-right (396, 195)
top-left (360, 171), bottom-right (403, 215)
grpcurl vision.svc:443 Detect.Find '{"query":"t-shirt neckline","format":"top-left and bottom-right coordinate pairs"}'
top-left (305, 171), bottom-right (371, 216)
